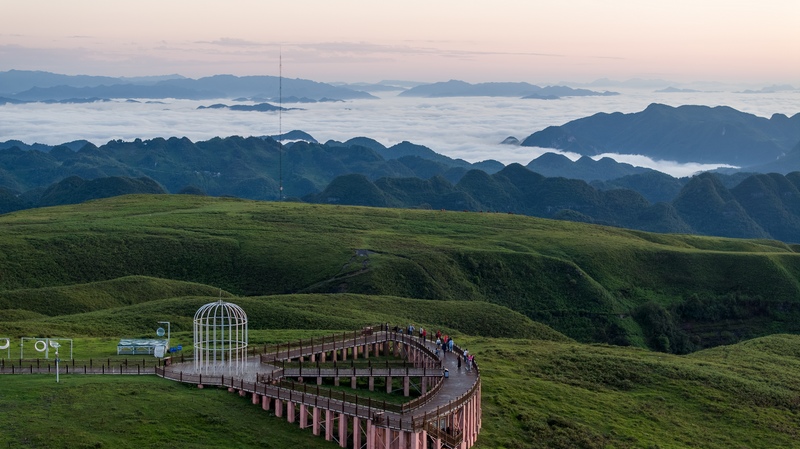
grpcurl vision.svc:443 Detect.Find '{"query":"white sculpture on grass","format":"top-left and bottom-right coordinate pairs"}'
top-left (193, 300), bottom-right (248, 375)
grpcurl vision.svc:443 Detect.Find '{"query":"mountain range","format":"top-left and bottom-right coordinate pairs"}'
top-left (5, 131), bottom-right (800, 242)
top-left (521, 103), bottom-right (800, 167)
top-left (0, 70), bottom-right (375, 101)
top-left (397, 79), bottom-right (618, 98)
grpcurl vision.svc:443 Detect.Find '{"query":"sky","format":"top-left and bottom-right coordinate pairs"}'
top-left (1, 0), bottom-right (799, 85)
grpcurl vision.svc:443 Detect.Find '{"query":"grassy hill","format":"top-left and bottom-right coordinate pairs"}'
top-left (3, 195), bottom-right (800, 447)
top-left (3, 288), bottom-right (800, 448)
top-left (2, 194), bottom-right (800, 351)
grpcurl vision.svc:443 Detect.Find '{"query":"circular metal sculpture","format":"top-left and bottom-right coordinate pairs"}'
top-left (193, 300), bottom-right (248, 374)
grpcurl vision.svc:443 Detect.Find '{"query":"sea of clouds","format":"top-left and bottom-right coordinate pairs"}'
top-left (1, 89), bottom-right (798, 178)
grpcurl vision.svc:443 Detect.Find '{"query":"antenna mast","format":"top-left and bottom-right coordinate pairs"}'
top-left (278, 48), bottom-right (284, 200)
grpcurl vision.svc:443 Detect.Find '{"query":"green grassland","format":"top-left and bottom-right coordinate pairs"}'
top-left (1, 195), bottom-right (800, 350)
top-left (3, 194), bottom-right (800, 447)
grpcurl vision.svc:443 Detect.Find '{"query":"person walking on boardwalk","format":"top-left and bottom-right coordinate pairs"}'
top-left (448, 338), bottom-right (454, 353)
top-left (457, 353), bottom-right (462, 370)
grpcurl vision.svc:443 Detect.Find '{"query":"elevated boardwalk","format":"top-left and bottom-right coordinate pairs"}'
top-left (159, 325), bottom-right (481, 448)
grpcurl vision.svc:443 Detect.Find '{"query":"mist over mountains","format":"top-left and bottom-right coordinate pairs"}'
top-left (3, 70), bottom-right (800, 242)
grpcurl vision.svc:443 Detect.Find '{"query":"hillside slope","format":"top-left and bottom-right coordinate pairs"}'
top-left (2, 195), bottom-right (800, 352)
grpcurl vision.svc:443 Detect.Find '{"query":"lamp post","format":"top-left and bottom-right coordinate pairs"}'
top-left (158, 321), bottom-right (171, 348)
top-left (50, 341), bottom-right (61, 383)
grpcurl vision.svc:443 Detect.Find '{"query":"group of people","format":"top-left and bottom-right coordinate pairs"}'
top-left (391, 324), bottom-right (476, 372)
top-left (434, 329), bottom-right (455, 357)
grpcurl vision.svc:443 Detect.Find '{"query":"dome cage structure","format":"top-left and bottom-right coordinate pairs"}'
top-left (193, 300), bottom-right (248, 374)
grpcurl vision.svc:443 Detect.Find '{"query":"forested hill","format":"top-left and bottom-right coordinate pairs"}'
top-left (306, 167), bottom-right (800, 243)
top-left (0, 135), bottom-right (498, 200)
top-left (7, 132), bottom-right (800, 241)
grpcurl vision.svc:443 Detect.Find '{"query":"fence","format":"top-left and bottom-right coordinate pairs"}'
top-left (0, 357), bottom-right (164, 375)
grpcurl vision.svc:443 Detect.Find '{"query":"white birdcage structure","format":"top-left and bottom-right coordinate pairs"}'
top-left (193, 300), bottom-right (248, 374)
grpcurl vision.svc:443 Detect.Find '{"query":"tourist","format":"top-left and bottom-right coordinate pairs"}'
top-left (457, 354), bottom-right (462, 370)
top-left (448, 339), bottom-right (454, 353)
top-left (421, 328), bottom-right (427, 342)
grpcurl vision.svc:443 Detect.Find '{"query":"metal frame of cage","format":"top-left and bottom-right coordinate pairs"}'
top-left (193, 300), bottom-right (248, 374)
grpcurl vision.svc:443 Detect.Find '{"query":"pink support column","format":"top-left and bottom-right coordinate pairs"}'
top-left (321, 351), bottom-right (327, 363)
top-left (421, 430), bottom-right (427, 449)
top-left (351, 376), bottom-right (357, 389)
top-left (399, 430), bottom-right (406, 448)
top-left (287, 402), bottom-right (296, 424)
top-left (470, 398), bottom-right (476, 445)
top-left (317, 376), bottom-right (323, 385)
top-left (353, 417), bottom-right (361, 449)
top-left (478, 383), bottom-right (482, 430)
top-left (300, 404), bottom-right (308, 428)
top-left (434, 437), bottom-right (442, 449)
top-left (410, 431), bottom-right (420, 449)
top-left (403, 376), bottom-right (410, 397)
top-left (384, 428), bottom-right (391, 449)
top-left (313, 407), bottom-right (321, 436)
top-left (335, 377), bottom-right (340, 386)
top-left (386, 376), bottom-right (393, 394)
top-left (422, 377), bottom-right (428, 395)
top-left (325, 409), bottom-right (334, 441)
top-left (338, 414), bottom-right (347, 448)
top-left (369, 376), bottom-right (375, 391)
top-left (311, 353), bottom-right (316, 362)
top-left (366, 420), bottom-right (375, 449)
top-left (342, 347), bottom-right (347, 361)
top-left (275, 399), bottom-right (283, 418)
top-left (262, 395), bottom-right (270, 411)
top-left (354, 344), bottom-right (358, 360)
top-left (252, 392), bottom-right (259, 405)
top-left (364, 344), bottom-right (369, 359)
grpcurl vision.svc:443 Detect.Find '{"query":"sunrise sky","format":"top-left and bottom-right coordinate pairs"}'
top-left (2, 0), bottom-right (798, 85)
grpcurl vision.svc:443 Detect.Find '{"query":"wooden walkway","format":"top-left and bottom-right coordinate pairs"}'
top-left (159, 326), bottom-right (481, 448)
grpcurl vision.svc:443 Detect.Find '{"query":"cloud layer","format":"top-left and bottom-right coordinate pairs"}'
top-left (1, 89), bottom-right (797, 178)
